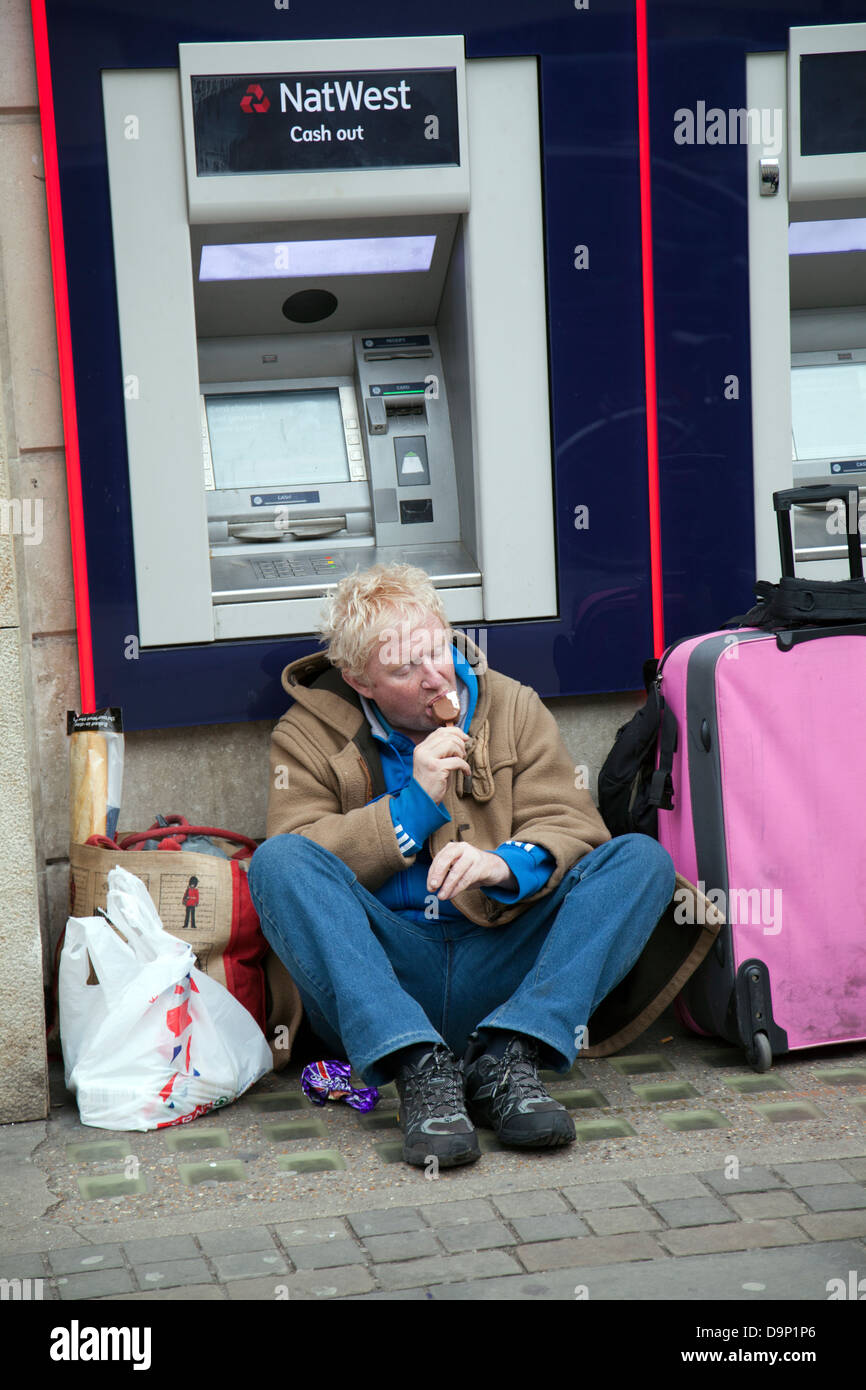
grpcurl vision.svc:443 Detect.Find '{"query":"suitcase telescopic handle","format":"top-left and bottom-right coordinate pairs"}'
top-left (773, 485), bottom-right (864, 580)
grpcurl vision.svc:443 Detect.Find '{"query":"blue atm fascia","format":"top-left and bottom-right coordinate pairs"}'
top-left (40, 0), bottom-right (834, 730)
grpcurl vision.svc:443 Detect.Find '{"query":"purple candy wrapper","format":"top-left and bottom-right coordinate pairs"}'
top-left (301, 1059), bottom-right (379, 1112)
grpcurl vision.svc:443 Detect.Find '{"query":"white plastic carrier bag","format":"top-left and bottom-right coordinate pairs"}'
top-left (59, 864), bottom-right (272, 1130)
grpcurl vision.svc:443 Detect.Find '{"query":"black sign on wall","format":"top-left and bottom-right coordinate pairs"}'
top-left (191, 68), bottom-right (460, 174)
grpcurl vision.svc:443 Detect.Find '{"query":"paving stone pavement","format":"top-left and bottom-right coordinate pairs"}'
top-left (2, 1011), bottom-right (865, 1306)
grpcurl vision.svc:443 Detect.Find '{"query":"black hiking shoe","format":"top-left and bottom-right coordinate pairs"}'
top-left (464, 1034), bottom-right (576, 1148)
top-left (394, 1045), bottom-right (480, 1169)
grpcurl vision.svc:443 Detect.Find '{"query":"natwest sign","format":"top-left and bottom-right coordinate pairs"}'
top-left (191, 68), bottom-right (459, 175)
top-left (279, 75), bottom-right (413, 114)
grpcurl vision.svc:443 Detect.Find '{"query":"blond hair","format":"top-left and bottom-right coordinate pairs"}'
top-left (319, 563), bottom-right (448, 679)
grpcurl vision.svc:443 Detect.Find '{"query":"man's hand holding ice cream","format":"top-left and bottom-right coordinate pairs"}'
top-left (411, 700), bottom-right (469, 800)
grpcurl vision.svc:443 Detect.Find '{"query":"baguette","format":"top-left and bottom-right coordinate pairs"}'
top-left (69, 730), bottom-right (109, 844)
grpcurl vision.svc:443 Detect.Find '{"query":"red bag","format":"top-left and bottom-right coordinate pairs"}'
top-left (71, 817), bottom-right (267, 1030)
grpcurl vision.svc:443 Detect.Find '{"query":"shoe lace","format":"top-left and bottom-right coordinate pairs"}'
top-left (402, 1048), bottom-right (465, 1120)
top-left (492, 1040), bottom-right (548, 1111)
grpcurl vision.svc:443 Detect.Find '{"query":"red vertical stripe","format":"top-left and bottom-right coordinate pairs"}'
top-left (635, 0), bottom-right (665, 657)
top-left (30, 0), bottom-right (96, 711)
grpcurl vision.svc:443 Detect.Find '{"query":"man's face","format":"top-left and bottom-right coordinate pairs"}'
top-left (342, 611), bottom-right (457, 738)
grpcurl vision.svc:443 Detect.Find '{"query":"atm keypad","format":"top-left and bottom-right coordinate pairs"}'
top-left (251, 555), bottom-right (344, 581)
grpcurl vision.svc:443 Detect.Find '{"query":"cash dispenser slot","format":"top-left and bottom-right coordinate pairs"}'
top-left (228, 514), bottom-right (349, 542)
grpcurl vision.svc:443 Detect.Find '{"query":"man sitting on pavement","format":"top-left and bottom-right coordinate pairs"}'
top-left (249, 563), bottom-right (676, 1169)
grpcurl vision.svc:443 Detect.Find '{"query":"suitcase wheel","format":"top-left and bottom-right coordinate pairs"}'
top-left (745, 1031), bottom-right (772, 1073)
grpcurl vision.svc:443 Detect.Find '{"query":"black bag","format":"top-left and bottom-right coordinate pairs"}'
top-left (736, 576), bottom-right (866, 628)
top-left (597, 657), bottom-right (677, 838)
top-left (735, 484), bottom-right (866, 629)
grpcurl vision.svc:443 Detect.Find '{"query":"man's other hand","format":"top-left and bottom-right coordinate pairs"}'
top-left (412, 727), bottom-right (472, 804)
top-left (427, 843), bottom-right (517, 901)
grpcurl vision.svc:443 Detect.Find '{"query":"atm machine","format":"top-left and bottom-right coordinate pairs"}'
top-left (749, 23), bottom-right (866, 579)
top-left (101, 36), bottom-right (557, 649)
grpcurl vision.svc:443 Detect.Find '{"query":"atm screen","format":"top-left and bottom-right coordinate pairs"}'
top-left (800, 52), bottom-right (866, 158)
top-left (204, 388), bottom-right (351, 489)
top-left (791, 359), bottom-right (866, 462)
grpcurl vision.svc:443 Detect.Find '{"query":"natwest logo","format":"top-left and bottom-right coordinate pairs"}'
top-left (240, 83), bottom-right (270, 114)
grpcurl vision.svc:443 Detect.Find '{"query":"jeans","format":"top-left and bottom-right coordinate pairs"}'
top-left (248, 833), bottom-right (676, 1086)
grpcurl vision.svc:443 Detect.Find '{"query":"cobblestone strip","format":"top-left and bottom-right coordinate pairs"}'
top-left (19, 1159), bottom-right (866, 1301)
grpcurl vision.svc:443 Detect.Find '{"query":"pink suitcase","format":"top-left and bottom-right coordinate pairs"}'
top-left (657, 486), bottom-right (866, 1070)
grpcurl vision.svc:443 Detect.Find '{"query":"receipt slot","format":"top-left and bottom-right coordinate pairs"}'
top-left (102, 36), bottom-right (556, 645)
